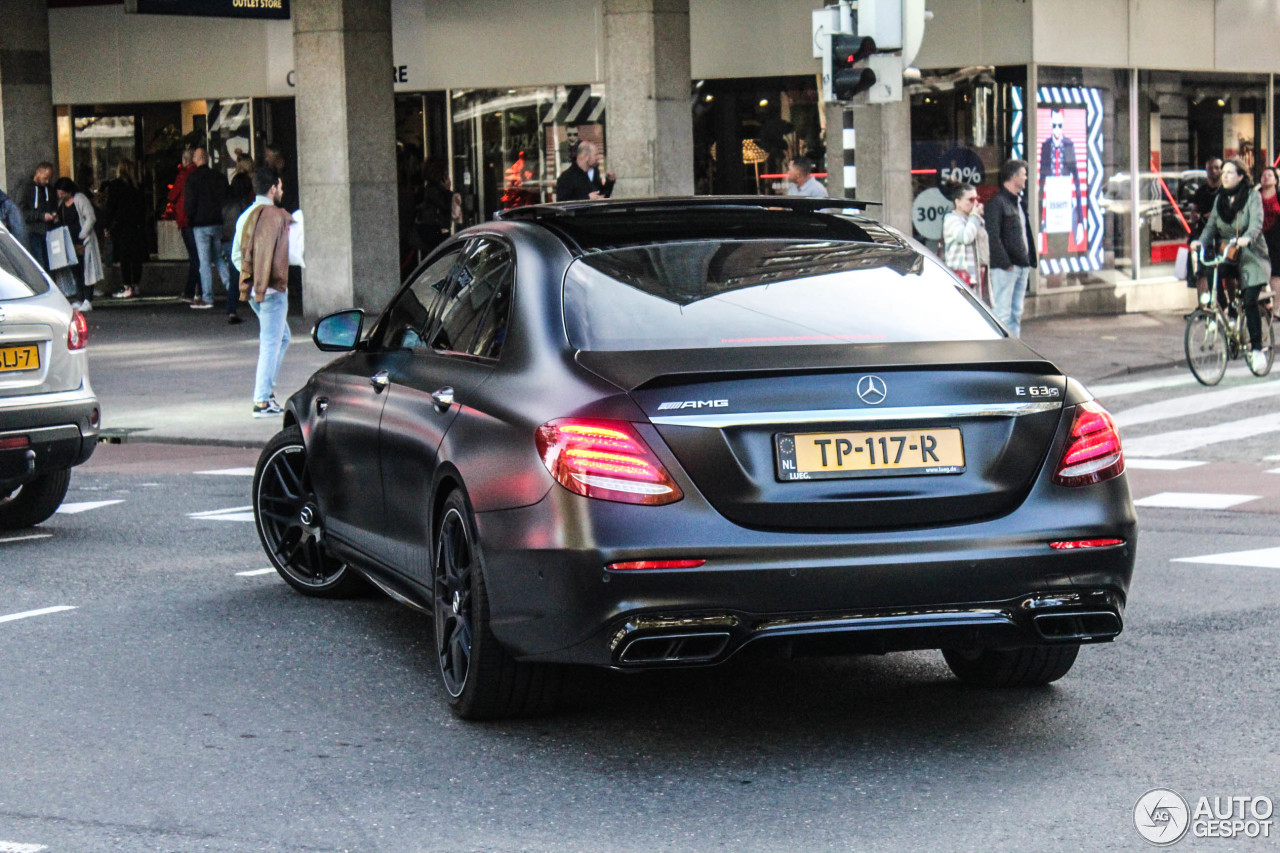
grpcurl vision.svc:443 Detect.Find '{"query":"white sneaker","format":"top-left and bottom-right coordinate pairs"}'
top-left (1248, 350), bottom-right (1265, 371)
top-left (78, 299), bottom-right (92, 313)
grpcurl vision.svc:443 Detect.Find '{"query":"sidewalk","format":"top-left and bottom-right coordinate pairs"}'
top-left (83, 298), bottom-right (1192, 447)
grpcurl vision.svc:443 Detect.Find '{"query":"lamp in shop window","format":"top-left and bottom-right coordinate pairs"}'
top-left (742, 139), bottom-right (768, 193)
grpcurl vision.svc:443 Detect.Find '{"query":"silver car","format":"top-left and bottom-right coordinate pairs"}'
top-left (0, 226), bottom-right (98, 528)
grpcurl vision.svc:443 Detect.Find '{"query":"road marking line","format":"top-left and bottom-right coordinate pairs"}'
top-left (1266, 455), bottom-right (1280, 461)
top-left (195, 467), bottom-right (256, 477)
top-left (236, 568), bottom-right (276, 577)
top-left (0, 533), bottom-right (54, 544)
top-left (1174, 546), bottom-right (1280, 569)
top-left (1134, 492), bottom-right (1260, 510)
top-left (0, 842), bottom-right (49, 852)
top-left (1122, 413), bottom-right (1280, 457)
top-left (1267, 468), bottom-right (1280, 475)
top-left (0, 606), bottom-right (76, 625)
top-left (56, 499), bottom-right (124, 514)
top-left (1089, 374), bottom-right (1201, 398)
top-left (1124, 458), bottom-right (1206, 470)
top-left (189, 506), bottom-right (255, 523)
top-left (1111, 379), bottom-right (1280, 428)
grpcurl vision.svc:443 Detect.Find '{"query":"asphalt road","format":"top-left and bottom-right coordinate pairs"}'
top-left (3, 366), bottom-right (1280, 852)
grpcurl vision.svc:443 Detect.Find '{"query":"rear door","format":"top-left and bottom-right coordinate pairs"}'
top-left (310, 245), bottom-right (463, 557)
top-left (378, 236), bottom-right (515, 581)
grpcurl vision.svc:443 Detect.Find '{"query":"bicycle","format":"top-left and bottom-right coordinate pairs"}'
top-left (1183, 242), bottom-right (1275, 386)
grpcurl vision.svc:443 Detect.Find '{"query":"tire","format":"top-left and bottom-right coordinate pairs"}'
top-left (1248, 311), bottom-right (1275, 377)
top-left (253, 425), bottom-right (367, 598)
top-left (433, 489), bottom-right (559, 720)
top-left (0, 469), bottom-right (72, 530)
top-left (942, 644), bottom-right (1080, 687)
top-left (1185, 309), bottom-right (1228, 386)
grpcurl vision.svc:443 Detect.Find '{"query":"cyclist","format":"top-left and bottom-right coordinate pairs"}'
top-left (1191, 158), bottom-right (1272, 372)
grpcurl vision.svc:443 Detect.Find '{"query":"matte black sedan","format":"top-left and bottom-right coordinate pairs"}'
top-left (252, 197), bottom-right (1135, 719)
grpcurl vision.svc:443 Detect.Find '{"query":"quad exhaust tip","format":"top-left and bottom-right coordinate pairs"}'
top-left (617, 632), bottom-right (731, 664)
top-left (1032, 611), bottom-right (1122, 641)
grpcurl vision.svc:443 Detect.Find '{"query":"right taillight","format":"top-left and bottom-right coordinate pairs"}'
top-left (67, 309), bottom-right (89, 351)
top-left (536, 418), bottom-right (683, 506)
top-left (1053, 401), bottom-right (1124, 487)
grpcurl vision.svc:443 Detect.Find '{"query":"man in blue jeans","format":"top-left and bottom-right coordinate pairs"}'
top-left (233, 166), bottom-right (294, 417)
top-left (984, 159), bottom-right (1038, 337)
top-left (184, 147), bottom-right (232, 309)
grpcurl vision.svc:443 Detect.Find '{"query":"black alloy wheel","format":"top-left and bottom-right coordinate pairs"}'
top-left (253, 425), bottom-right (365, 597)
top-left (432, 488), bottom-right (559, 719)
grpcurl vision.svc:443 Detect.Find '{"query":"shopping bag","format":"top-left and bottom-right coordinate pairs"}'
top-left (288, 210), bottom-right (305, 268)
top-left (1174, 246), bottom-right (1189, 280)
top-left (45, 225), bottom-right (75, 270)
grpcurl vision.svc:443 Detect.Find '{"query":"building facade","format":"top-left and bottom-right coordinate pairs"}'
top-left (27, 0), bottom-right (1280, 316)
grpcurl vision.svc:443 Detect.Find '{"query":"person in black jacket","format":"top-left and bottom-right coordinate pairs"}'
top-left (984, 159), bottom-right (1037, 337)
top-left (14, 162), bottom-right (58, 270)
top-left (104, 159), bottom-right (148, 298)
top-left (184, 147), bottom-right (232, 309)
top-left (555, 140), bottom-right (615, 201)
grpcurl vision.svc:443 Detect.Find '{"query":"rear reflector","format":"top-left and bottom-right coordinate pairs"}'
top-left (68, 309), bottom-right (89, 351)
top-left (536, 418), bottom-right (683, 505)
top-left (0, 436), bottom-right (31, 451)
top-left (1049, 539), bottom-right (1125, 550)
top-left (1053, 401), bottom-right (1124, 487)
top-left (607, 559), bottom-right (706, 571)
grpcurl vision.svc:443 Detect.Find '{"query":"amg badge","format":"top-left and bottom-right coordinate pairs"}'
top-left (657, 399), bottom-right (729, 410)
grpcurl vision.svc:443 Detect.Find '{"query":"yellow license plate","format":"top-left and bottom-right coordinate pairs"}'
top-left (776, 428), bottom-right (965, 480)
top-left (0, 344), bottom-right (39, 373)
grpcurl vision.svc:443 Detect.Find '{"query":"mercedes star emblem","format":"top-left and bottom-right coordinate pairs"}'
top-left (856, 375), bottom-right (887, 405)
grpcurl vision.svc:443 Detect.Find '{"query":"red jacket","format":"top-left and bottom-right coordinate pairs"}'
top-left (167, 164), bottom-right (196, 228)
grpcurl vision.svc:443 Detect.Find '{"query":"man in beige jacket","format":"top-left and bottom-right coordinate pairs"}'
top-left (233, 166), bottom-right (294, 418)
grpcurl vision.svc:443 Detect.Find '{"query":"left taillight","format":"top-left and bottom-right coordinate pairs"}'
top-left (1053, 400), bottom-right (1124, 487)
top-left (67, 309), bottom-right (89, 351)
top-left (536, 418), bottom-right (683, 506)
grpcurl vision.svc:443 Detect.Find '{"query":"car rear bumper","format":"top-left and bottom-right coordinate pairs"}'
top-left (0, 386), bottom-right (99, 490)
top-left (474, 476), bottom-right (1136, 667)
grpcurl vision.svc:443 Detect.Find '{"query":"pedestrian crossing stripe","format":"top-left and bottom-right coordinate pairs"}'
top-left (1124, 459), bottom-right (1206, 470)
top-left (1133, 492), bottom-right (1260, 510)
top-left (56, 500), bottom-right (124, 514)
top-left (195, 467), bottom-right (256, 476)
top-left (189, 506), bottom-right (254, 522)
top-left (236, 568), bottom-right (276, 577)
top-left (1173, 546), bottom-right (1280, 570)
top-left (1123, 412), bottom-right (1280, 457)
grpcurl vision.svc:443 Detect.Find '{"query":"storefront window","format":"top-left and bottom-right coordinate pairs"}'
top-left (71, 115), bottom-right (136, 192)
top-left (1035, 66), bottom-right (1131, 287)
top-left (909, 66), bottom-right (1024, 253)
top-left (450, 85), bottom-right (605, 227)
top-left (691, 76), bottom-right (824, 196)
top-left (1138, 70), bottom-right (1270, 279)
top-left (206, 98), bottom-right (252, 181)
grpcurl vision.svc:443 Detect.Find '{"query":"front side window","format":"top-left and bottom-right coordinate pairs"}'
top-left (427, 238), bottom-right (515, 359)
top-left (563, 240), bottom-right (1002, 352)
top-left (375, 247), bottom-right (463, 351)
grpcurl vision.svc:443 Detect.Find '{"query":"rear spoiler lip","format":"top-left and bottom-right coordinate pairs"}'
top-left (574, 340), bottom-right (1062, 393)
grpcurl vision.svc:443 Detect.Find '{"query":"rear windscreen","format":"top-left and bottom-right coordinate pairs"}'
top-left (0, 229), bottom-right (51, 298)
top-left (563, 240), bottom-right (1003, 352)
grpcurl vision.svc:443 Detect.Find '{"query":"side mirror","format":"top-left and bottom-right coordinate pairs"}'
top-left (313, 309), bottom-right (365, 352)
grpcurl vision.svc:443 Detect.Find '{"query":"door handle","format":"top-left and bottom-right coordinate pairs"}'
top-left (315, 396), bottom-right (329, 415)
top-left (370, 371), bottom-right (390, 391)
top-left (431, 386), bottom-right (455, 411)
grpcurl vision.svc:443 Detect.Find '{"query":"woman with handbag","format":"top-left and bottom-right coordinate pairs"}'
top-left (53, 177), bottom-right (104, 312)
top-left (942, 180), bottom-right (989, 304)
top-left (1192, 158), bottom-right (1272, 371)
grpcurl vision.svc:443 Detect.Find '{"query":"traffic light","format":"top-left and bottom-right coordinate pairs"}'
top-left (830, 33), bottom-right (877, 101)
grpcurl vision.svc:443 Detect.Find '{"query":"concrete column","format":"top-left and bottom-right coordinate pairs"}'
top-left (603, 0), bottom-right (694, 198)
top-left (0, 0), bottom-right (55, 195)
top-left (293, 0), bottom-right (399, 319)
top-left (848, 100), bottom-right (913, 233)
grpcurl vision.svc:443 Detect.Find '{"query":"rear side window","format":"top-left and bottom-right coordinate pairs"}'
top-left (563, 240), bottom-right (1002, 352)
top-left (427, 238), bottom-right (514, 359)
top-left (0, 229), bottom-right (51, 298)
